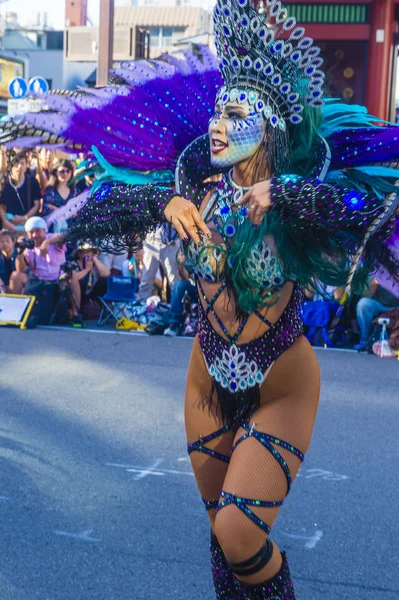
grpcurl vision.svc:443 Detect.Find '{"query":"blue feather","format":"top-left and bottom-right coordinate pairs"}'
top-left (352, 166), bottom-right (399, 178)
top-left (90, 146), bottom-right (173, 193)
top-left (320, 102), bottom-right (390, 138)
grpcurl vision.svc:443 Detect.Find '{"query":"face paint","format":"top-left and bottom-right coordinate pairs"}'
top-left (208, 98), bottom-right (266, 169)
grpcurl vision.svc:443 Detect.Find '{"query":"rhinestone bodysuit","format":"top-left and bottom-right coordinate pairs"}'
top-left (184, 172), bottom-right (303, 403)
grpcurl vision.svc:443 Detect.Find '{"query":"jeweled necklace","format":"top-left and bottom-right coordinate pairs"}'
top-left (213, 170), bottom-right (250, 226)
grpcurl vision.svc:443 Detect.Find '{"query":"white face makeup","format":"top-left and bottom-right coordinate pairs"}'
top-left (208, 99), bottom-right (266, 169)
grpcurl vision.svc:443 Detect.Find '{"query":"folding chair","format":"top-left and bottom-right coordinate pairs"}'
top-left (97, 276), bottom-right (139, 326)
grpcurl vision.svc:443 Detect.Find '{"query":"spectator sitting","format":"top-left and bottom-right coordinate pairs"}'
top-left (355, 278), bottom-right (399, 351)
top-left (353, 226), bottom-right (399, 350)
top-left (0, 150), bottom-right (41, 232)
top-left (72, 243), bottom-right (111, 314)
top-left (0, 230), bottom-right (18, 293)
top-left (41, 159), bottom-right (76, 233)
top-left (11, 216), bottom-right (83, 326)
top-left (164, 251), bottom-right (197, 337)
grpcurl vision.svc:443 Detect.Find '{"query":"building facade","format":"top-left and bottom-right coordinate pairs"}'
top-left (65, 0), bottom-right (88, 27)
top-left (0, 28), bottom-right (64, 114)
top-left (64, 5), bottom-right (210, 64)
top-left (284, 0), bottom-right (399, 121)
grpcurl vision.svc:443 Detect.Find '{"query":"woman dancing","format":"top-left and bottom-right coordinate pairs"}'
top-left (2, 1), bottom-right (398, 597)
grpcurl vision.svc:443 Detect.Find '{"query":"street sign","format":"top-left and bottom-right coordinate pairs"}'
top-left (28, 76), bottom-right (49, 96)
top-left (8, 77), bottom-right (28, 99)
top-left (7, 98), bottom-right (43, 118)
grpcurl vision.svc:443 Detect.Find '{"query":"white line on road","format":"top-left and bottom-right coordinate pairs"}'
top-left (302, 468), bottom-right (349, 481)
top-left (106, 461), bottom-right (195, 478)
top-left (54, 529), bottom-right (99, 542)
top-left (129, 458), bottom-right (164, 480)
top-left (305, 530), bottom-right (323, 549)
top-left (282, 530), bottom-right (323, 549)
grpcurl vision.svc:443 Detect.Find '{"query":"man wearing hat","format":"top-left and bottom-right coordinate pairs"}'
top-left (13, 216), bottom-right (83, 326)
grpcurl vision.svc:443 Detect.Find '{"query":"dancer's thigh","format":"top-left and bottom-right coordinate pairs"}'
top-left (215, 336), bottom-right (320, 566)
top-left (185, 336), bottom-right (235, 527)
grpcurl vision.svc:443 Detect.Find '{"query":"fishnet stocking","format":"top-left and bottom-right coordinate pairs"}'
top-left (186, 335), bottom-right (320, 589)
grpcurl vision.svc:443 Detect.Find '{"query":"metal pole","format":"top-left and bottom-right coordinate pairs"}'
top-left (97, 0), bottom-right (114, 87)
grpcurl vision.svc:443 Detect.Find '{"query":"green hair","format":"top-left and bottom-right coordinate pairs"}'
top-left (289, 102), bottom-right (324, 176)
top-left (224, 209), bottom-right (368, 315)
top-left (221, 102), bottom-right (371, 315)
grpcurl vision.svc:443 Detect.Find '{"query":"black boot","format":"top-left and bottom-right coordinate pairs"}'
top-left (210, 531), bottom-right (245, 600)
top-left (236, 552), bottom-right (296, 600)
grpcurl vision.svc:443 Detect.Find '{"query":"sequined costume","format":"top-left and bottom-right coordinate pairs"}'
top-left (1, 2), bottom-right (399, 599)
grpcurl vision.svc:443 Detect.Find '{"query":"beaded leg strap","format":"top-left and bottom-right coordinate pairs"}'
top-left (214, 423), bottom-right (304, 580)
top-left (187, 423), bottom-right (233, 511)
top-left (216, 423), bottom-right (304, 530)
top-left (233, 422), bottom-right (305, 495)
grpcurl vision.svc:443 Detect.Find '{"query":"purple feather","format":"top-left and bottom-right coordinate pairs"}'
top-left (0, 47), bottom-right (223, 171)
top-left (330, 126), bottom-right (399, 168)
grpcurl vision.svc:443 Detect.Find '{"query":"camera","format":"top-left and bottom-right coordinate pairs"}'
top-left (59, 261), bottom-right (75, 282)
top-left (15, 239), bottom-right (35, 252)
top-left (378, 318), bottom-right (390, 326)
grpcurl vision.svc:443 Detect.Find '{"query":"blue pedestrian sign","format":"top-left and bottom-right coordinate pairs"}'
top-left (8, 77), bottom-right (28, 99)
top-left (28, 76), bottom-right (49, 96)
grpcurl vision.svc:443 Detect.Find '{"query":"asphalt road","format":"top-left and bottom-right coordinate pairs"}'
top-left (0, 327), bottom-right (398, 600)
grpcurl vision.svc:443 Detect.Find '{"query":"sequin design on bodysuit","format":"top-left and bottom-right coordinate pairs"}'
top-left (185, 172), bottom-right (286, 289)
top-left (247, 240), bottom-right (285, 290)
top-left (198, 282), bottom-right (304, 394)
top-left (209, 342), bottom-right (265, 391)
top-left (186, 238), bottom-right (226, 283)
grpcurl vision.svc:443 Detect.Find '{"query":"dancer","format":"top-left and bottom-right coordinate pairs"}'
top-left (1, 2), bottom-right (398, 597)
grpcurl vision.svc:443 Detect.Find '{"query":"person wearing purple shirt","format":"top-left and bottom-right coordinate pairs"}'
top-left (14, 216), bottom-right (84, 326)
top-left (355, 226), bottom-right (399, 350)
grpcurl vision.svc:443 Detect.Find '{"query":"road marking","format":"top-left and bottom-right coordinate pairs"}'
top-left (301, 468), bottom-right (349, 482)
top-left (106, 460), bottom-right (195, 479)
top-left (282, 530), bottom-right (323, 549)
top-left (127, 458), bottom-right (165, 480)
top-left (54, 529), bottom-right (99, 542)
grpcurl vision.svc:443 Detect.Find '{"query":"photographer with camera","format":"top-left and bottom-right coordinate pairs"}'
top-left (72, 243), bottom-right (110, 312)
top-left (13, 216), bottom-right (84, 326)
top-left (0, 150), bottom-right (41, 232)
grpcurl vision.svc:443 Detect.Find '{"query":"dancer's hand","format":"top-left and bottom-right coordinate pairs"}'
top-left (236, 181), bottom-right (272, 226)
top-left (164, 196), bottom-right (212, 244)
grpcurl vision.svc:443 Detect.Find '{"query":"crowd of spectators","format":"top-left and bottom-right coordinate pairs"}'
top-left (0, 146), bottom-right (398, 357)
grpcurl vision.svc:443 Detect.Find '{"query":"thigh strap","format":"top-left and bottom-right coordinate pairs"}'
top-left (233, 422), bottom-right (304, 494)
top-left (216, 491), bottom-right (282, 534)
top-left (187, 423), bottom-right (233, 463)
top-left (216, 423), bottom-right (304, 534)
